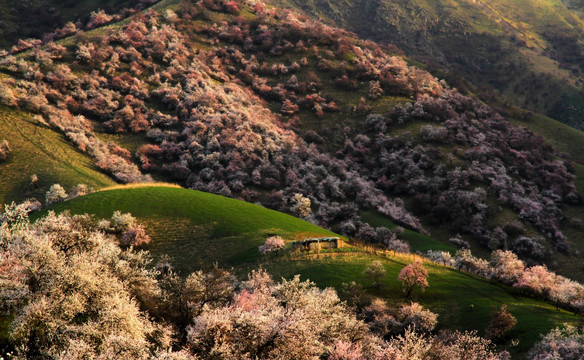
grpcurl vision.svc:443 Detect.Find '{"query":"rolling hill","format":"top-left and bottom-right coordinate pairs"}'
top-left (35, 184), bottom-right (341, 274)
top-left (2, 0), bottom-right (584, 358)
top-left (35, 184), bottom-right (583, 357)
top-left (2, 0), bottom-right (584, 280)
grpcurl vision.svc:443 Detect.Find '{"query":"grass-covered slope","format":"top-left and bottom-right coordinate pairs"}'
top-left (38, 185), bottom-right (340, 273)
top-left (270, 0), bottom-right (584, 129)
top-left (3, 0), bottom-right (582, 271)
top-left (265, 254), bottom-right (581, 357)
top-left (0, 105), bottom-right (115, 205)
top-left (36, 185), bottom-right (582, 357)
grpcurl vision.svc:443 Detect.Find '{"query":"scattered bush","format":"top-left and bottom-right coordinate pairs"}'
top-left (121, 223), bottom-right (152, 247)
top-left (363, 260), bottom-right (387, 287)
top-left (449, 235), bottom-right (470, 249)
top-left (290, 193), bottom-right (311, 218)
top-left (111, 210), bottom-right (137, 232)
top-left (399, 302), bottom-right (438, 333)
top-left (258, 235), bottom-right (285, 254)
top-left (485, 304), bottom-right (517, 342)
top-left (68, 184), bottom-right (93, 199)
top-left (0, 140), bottom-right (11, 162)
top-left (45, 183), bottom-right (68, 205)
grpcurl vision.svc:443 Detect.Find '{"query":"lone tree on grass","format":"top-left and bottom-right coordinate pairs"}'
top-left (259, 235), bottom-right (285, 255)
top-left (364, 260), bottom-right (386, 288)
top-left (486, 304), bottom-right (517, 342)
top-left (45, 183), bottom-right (68, 206)
top-left (398, 260), bottom-right (429, 298)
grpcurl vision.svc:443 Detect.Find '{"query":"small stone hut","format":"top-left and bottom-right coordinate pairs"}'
top-left (291, 237), bottom-right (343, 251)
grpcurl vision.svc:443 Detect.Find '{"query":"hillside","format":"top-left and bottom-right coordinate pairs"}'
top-left (0, 0), bottom-right (153, 50)
top-left (270, 0), bottom-right (584, 129)
top-left (1, 0), bottom-right (583, 277)
top-left (3, 1), bottom-right (584, 358)
top-left (0, 104), bottom-right (115, 205)
top-left (36, 185), bottom-right (582, 357)
top-left (37, 184), bottom-right (341, 273)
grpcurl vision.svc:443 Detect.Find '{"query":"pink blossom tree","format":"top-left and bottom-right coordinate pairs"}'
top-left (121, 223), bottom-right (152, 247)
top-left (258, 235), bottom-right (285, 255)
top-left (398, 261), bottom-right (429, 299)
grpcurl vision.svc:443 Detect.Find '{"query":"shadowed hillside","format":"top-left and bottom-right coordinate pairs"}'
top-left (0, 0), bottom-right (156, 50)
top-left (270, 0), bottom-right (584, 129)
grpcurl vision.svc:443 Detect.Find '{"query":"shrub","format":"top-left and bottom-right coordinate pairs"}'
top-left (364, 260), bottom-right (386, 287)
top-left (356, 223), bottom-right (378, 243)
top-left (360, 300), bottom-right (398, 339)
top-left (512, 236), bottom-right (547, 260)
top-left (449, 235), bottom-right (470, 249)
top-left (0, 84), bottom-right (17, 106)
top-left (258, 235), bottom-right (285, 254)
top-left (387, 236), bottom-right (410, 253)
top-left (68, 184), bottom-right (93, 199)
top-left (339, 281), bottom-right (365, 308)
top-left (121, 224), bottom-right (152, 247)
top-left (290, 193), bottom-right (311, 218)
top-left (45, 184), bottom-right (68, 206)
top-left (420, 125), bottom-right (448, 142)
top-left (111, 210), bottom-right (137, 232)
top-left (368, 80), bottom-right (384, 99)
top-left (0, 140), bottom-right (11, 162)
top-left (485, 304), bottom-right (516, 342)
top-left (399, 302), bottom-right (438, 333)
top-left (87, 10), bottom-right (114, 29)
top-left (529, 326), bottom-right (584, 360)
top-left (489, 250), bottom-right (524, 284)
top-left (281, 99), bottom-right (299, 114)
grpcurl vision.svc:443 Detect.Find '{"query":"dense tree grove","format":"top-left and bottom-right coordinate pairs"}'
top-left (0, 208), bottom-right (515, 359)
top-left (0, 0), bottom-right (579, 257)
top-left (0, 1), bottom-right (583, 358)
top-left (340, 92), bottom-right (579, 252)
top-left (425, 249), bottom-right (584, 313)
top-left (529, 326), bottom-right (584, 360)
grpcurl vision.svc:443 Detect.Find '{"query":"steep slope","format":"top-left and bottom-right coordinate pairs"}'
top-left (1, 0), bottom-right (582, 275)
top-left (37, 185), bottom-right (581, 357)
top-left (0, 0), bottom-right (155, 50)
top-left (0, 105), bottom-right (115, 205)
top-left (270, 0), bottom-right (584, 129)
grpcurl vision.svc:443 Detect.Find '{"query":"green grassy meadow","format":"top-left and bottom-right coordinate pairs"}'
top-left (264, 253), bottom-right (581, 356)
top-left (38, 185), bottom-right (340, 274)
